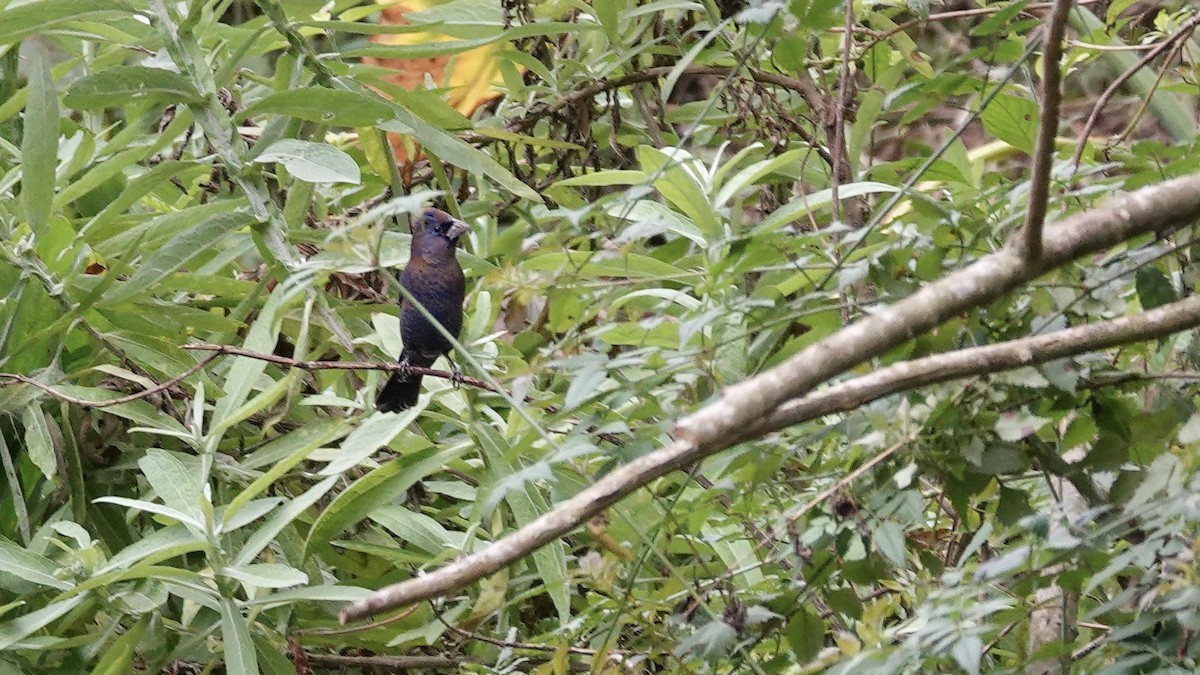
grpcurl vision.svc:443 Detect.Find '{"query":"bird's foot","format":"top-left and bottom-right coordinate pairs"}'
top-left (450, 364), bottom-right (464, 388)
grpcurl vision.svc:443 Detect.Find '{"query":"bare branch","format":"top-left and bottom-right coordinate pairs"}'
top-left (339, 174), bottom-right (1200, 622)
top-left (675, 173), bottom-right (1200, 448)
top-left (0, 353), bottom-right (221, 408)
top-left (182, 343), bottom-right (499, 393)
top-left (1021, 0), bottom-right (1073, 261)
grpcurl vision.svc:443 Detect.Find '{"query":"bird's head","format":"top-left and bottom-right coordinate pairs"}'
top-left (411, 207), bottom-right (469, 262)
top-left (419, 208), bottom-right (469, 244)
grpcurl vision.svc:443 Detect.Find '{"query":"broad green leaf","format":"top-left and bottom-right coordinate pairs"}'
top-left (608, 200), bottom-right (707, 247)
top-left (50, 386), bottom-right (189, 435)
top-left (0, 595), bottom-right (86, 650)
top-left (753, 182), bottom-right (901, 233)
top-left (995, 411), bottom-right (1050, 442)
top-left (99, 525), bottom-right (203, 575)
top-left (254, 139), bottom-right (361, 184)
top-left (234, 476), bottom-right (339, 566)
top-left (1135, 267), bottom-right (1175, 310)
top-left (380, 107), bottom-right (541, 201)
top-left (713, 148), bottom-right (809, 206)
top-left (90, 616), bottom-right (148, 675)
top-left (63, 66), bottom-right (202, 109)
top-left (245, 585), bottom-right (372, 608)
top-left (0, 538), bottom-right (71, 590)
top-left (212, 281), bottom-right (304, 433)
top-left (240, 87), bottom-right (393, 127)
top-left (637, 146), bottom-right (719, 239)
top-left (19, 48), bottom-right (57, 235)
top-left (222, 563), bottom-right (308, 589)
top-left (369, 506), bottom-right (462, 555)
top-left (303, 445), bottom-right (463, 559)
top-left (0, 0), bottom-right (132, 43)
top-left (22, 404), bottom-right (56, 481)
top-left (103, 211), bottom-right (258, 305)
top-left (705, 523), bottom-right (765, 589)
top-left (219, 597), bottom-right (259, 675)
top-left (980, 93), bottom-right (1038, 155)
top-left (92, 497), bottom-right (204, 531)
top-left (553, 170), bottom-right (647, 188)
top-left (785, 608), bottom-right (825, 661)
top-left (951, 635), bottom-right (983, 675)
top-left (319, 413), bottom-right (423, 476)
top-left (138, 449), bottom-right (205, 529)
top-left (873, 521), bottom-right (906, 567)
top-left (522, 250), bottom-right (688, 279)
top-left (229, 419), bottom-right (351, 515)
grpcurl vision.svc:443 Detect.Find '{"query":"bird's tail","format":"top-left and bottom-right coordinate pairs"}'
top-left (377, 371), bottom-right (422, 412)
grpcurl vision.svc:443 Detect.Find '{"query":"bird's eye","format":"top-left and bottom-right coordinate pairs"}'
top-left (435, 221), bottom-right (449, 234)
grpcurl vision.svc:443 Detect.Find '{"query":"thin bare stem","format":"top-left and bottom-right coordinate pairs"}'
top-left (0, 353), bottom-right (221, 408)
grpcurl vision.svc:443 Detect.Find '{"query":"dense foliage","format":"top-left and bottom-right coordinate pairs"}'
top-left (1, 0), bottom-right (1199, 672)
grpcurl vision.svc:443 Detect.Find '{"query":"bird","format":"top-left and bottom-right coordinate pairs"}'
top-left (376, 208), bottom-right (469, 413)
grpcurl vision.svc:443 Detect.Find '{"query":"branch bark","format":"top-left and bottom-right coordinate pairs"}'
top-left (340, 173), bottom-right (1200, 622)
top-left (1021, 0), bottom-right (1073, 261)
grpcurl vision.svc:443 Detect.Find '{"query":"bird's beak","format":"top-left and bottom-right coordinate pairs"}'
top-left (446, 218), bottom-right (469, 242)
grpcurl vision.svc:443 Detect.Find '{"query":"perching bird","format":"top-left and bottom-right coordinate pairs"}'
top-left (376, 208), bottom-right (469, 412)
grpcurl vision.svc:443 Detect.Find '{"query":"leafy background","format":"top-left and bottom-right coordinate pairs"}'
top-left (1, 0), bottom-right (1200, 672)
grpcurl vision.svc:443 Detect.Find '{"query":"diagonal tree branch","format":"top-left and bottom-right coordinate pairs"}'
top-left (340, 173), bottom-right (1200, 622)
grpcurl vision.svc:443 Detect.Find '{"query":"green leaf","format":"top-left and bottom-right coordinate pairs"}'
top-left (90, 616), bottom-right (148, 675)
top-left (552, 170), bottom-right (647, 188)
top-left (1135, 267), bottom-right (1175, 310)
top-left (873, 521), bottom-right (906, 567)
top-left (522, 250), bottom-right (688, 279)
top-left (319, 413), bottom-right (423, 476)
top-left (219, 597), bottom-right (259, 675)
top-left (0, 595), bottom-right (86, 650)
top-left (785, 607), bottom-right (825, 661)
top-left (714, 148), bottom-right (810, 206)
top-left (1178, 412), bottom-right (1200, 445)
top-left (380, 107), bottom-right (541, 201)
top-left (222, 563), bottom-right (308, 589)
top-left (234, 476), bottom-right (339, 566)
top-left (50, 386), bottom-right (189, 435)
top-left (0, 538), bottom-right (71, 590)
top-left (980, 93), bottom-right (1038, 155)
top-left (92, 496), bottom-right (203, 530)
top-left (304, 446), bottom-right (462, 559)
top-left (754, 182), bottom-right (901, 233)
top-left (0, 0), bottom-right (132, 43)
top-left (637, 146), bottom-right (719, 239)
top-left (22, 404), bottom-right (56, 481)
top-left (240, 87), bottom-right (394, 127)
top-left (254, 139), bottom-right (361, 184)
top-left (950, 635), bottom-right (983, 675)
top-left (103, 211), bottom-right (258, 305)
top-left (212, 281), bottom-right (303, 433)
top-left (138, 449), bottom-right (205, 530)
top-left (19, 48), bottom-right (57, 235)
top-left (995, 411), bottom-right (1049, 442)
top-left (63, 66), bottom-right (202, 109)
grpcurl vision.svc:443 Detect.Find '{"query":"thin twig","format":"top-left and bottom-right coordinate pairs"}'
top-left (0, 353), bottom-right (221, 409)
top-left (1022, 0), bottom-right (1073, 261)
top-left (504, 64), bottom-right (827, 136)
top-left (182, 342), bottom-right (498, 391)
top-left (184, 343), bottom-right (627, 444)
top-left (1070, 12), bottom-right (1200, 169)
top-left (783, 439), bottom-right (908, 524)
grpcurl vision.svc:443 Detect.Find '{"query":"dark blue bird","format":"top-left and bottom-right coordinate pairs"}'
top-left (377, 208), bottom-right (469, 412)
